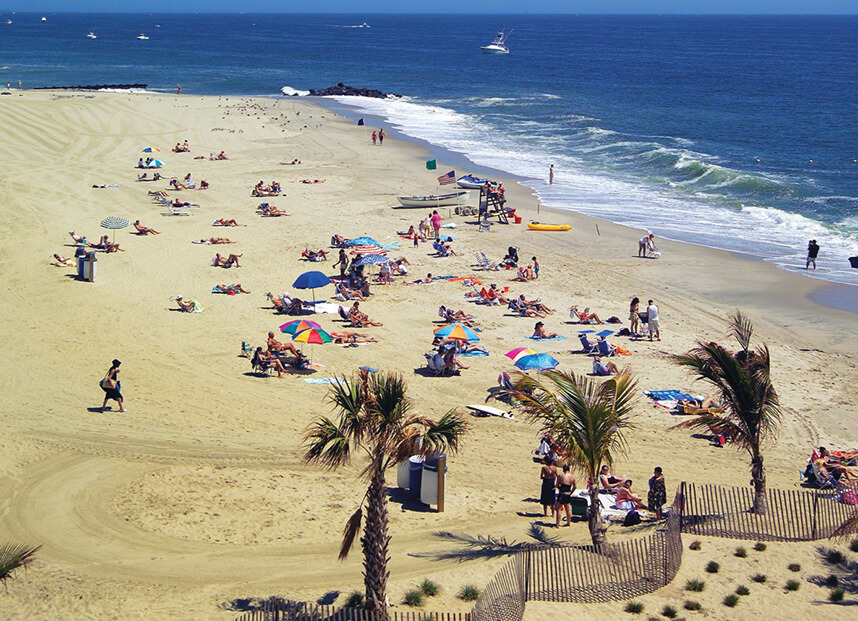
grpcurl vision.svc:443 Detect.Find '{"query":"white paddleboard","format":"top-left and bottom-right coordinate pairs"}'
top-left (466, 405), bottom-right (515, 420)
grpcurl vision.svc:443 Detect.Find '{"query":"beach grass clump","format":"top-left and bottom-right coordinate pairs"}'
top-left (850, 538), bottom-right (858, 553)
top-left (624, 601), bottom-right (644, 614)
top-left (830, 588), bottom-right (845, 602)
top-left (753, 542), bottom-right (767, 552)
top-left (688, 540), bottom-right (702, 551)
top-left (343, 591), bottom-right (364, 608)
top-left (418, 579), bottom-right (439, 597)
top-left (824, 574), bottom-right (840, 588)
top-left (683, 600), bottom-right (702, 611)
top-left (704, 561), bottom-right (720, 574)
top-left (458, 585), bottom-right (480, 601)
top-left (734, 546), bottom-right (747, 558)
top-left (751, 573), bottom-right (767, 583)
top-left (684, 579), bottom-right (705, 592)
top-left (723, 594), bottom-right (740, 607)
top-left (660, 605), bottom-right (677, 618)
top-left (403, 589), bottom-right (425, 607)
top-left (787, 563), bottom-right (801, 572)
top-left (735, 585), bottom-right (750, 596)
top-left (826, 549), bottom-right (845, 565)
top-left (785, 580), bottom-right (800, 591)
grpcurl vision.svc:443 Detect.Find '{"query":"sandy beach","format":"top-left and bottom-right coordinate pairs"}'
top-left (0, 91), bottom-right (855, 619)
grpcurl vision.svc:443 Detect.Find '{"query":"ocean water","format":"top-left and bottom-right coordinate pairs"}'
top-left (2, 13), bottom-right (856, 284)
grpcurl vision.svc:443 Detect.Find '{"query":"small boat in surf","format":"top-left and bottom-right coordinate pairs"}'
top-left (87, 31), bottom-right (97, 39)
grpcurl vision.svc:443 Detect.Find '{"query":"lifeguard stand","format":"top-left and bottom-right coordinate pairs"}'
top-left (479, 185), bottom-right (509, 224)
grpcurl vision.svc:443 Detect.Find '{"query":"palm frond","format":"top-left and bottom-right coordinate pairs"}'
top-left (338, 507), bottom-right (363, 561)
top-left (303, 417), bottom-right (351, 469)
top-left (729, 310), bottom-right (754, 353)
top-left (831, 512), bottom-right (858, 539)
top-left (527, 523), bottom-right (562, 545)
top-left (326, 376), bottom-right (367, 446)
top-left (0, 543), bottom-right (41, 586)
top-left (419, 411), bottom-right (469, 457)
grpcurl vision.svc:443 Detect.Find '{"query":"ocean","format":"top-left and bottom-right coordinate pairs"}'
top-left (2, 12), bottom-right (856, 284)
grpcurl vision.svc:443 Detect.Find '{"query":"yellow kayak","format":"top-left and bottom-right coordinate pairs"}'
top-left (528, 221), bottom-right (571, 232)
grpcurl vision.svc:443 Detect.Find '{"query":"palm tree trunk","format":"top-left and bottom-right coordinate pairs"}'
top-left (750, 452), bottom-right (766, 515)
top-left (588, 481), bottom-right (607, 546)
top-left (363, 463), bottom-right (391, 617)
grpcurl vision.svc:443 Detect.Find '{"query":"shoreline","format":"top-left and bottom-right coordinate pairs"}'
top-left (316, 95), bottom-right (857, 316)
top-left (1, 90), bottom-right (855, 619)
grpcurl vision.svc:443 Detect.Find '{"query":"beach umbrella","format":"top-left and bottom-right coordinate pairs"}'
top-left (350, 244), bottom-right (386, 255)
top-left (434, 322), bottom-right (480, 342)
top-left (292, 270), bottom-right (332, 305)
top-left (141, 146), bottom-right (160, 153)
top-left (344, 236), bottom-right (380, 247)
top-left (146, 159), bottom-right (164, 168)
top-left (292, 326), bottom-right (333, 363)
top-left (100, 215), bottom-right (130, 243)
top-left (505, 347), bottom-right (535, 362)
top-left (354, 253), bottom-right (390, 267)
top-left (279, 319), bottom-right (321, 335)
top-left (514, 352), bottom-right (559, 372)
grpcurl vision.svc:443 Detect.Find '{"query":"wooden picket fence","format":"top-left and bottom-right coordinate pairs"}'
top-left (232, 599), bottom-right (470, 621)
top-left (677, 482), bottom-right (856, 541)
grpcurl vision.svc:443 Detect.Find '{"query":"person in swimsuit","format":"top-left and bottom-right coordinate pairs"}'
top-left (555, 464), bottom-right (577, 527)
top-left (331, 331), bottom-right (378, 344)
top-left (539, 456), bottom-right (558, 518)
top-left (629, 297), bottom-right (640, 335)
top-left (532, 321), bottom-right (557, 339)
top-left (100, 359), bottom-right (126, 412)
top-left (615, 479), bottom-right (645, 511)
top-left (599, 464), bottom-right (625, 493)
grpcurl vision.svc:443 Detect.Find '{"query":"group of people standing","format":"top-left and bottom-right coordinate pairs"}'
top-left (370, 128), bottom-right (385, 146)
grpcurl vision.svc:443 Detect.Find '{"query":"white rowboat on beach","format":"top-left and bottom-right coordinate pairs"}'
top-left (395, 191), bottom-right (470, 208)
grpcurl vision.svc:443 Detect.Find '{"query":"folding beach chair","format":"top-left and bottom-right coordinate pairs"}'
top-left (597, 340), bottom-right (618, 357)
top-left (578, 333), bottom-right (599, 354)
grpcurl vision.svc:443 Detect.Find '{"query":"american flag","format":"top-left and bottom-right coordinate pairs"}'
top-left (437, 170), bottom-right (456, 185)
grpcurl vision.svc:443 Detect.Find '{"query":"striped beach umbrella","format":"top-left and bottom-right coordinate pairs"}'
top-left (141, 146), bottom-right (160, 153)
top-left (292, 327), bottom-right (333, 344)
top-left (100, 215), bottom-right (130, 243)
top-left (354, 253), bottom-right (390, 267)
top-left (279, 319), bottom-right (321, 335)
top-left (350, 244), bottom-right (386, 255)
top-left (434, 322), bottom-right (480, 342)
top-left (505, 347), bottom-right (535, 362)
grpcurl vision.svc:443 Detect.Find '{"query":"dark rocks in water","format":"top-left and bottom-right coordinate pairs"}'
top-left (33, 83), bottom-right (148, 91)
top-left (308, 83), bottom-right (399, 98)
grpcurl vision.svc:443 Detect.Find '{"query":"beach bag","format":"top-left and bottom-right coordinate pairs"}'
top-left (623, 510), bottom-right (641, 527)
top-left (101, 373), bottom-right (116, 390)
top-left (841, 489), bottom-right (858, 506)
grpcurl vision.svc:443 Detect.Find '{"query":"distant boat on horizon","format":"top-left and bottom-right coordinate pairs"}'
top-left (5, 19), bottom-right (11, 25)
top-left (40, 16), bottom-right (46, 22)
top-left (481, 29), bottom-right (511, 54)
top-left (137, 33), bottom-right (149, 40)
top-left (87, 31), bottom-right (97, 39)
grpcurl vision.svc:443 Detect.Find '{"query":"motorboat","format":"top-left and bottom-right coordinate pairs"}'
top-left (41, 16), bottom-right (47, 22)
top-left (137, 33), bottom-right (149, 40)
top-left (457, 174), bottom-right (493, 189)
top-left (5, 20), bottom-right (12, 25)
top-left (87, 31), bottom-right (97, 39)
top-left (480, 30), bottom-right (511, 54)
top-left (357, 22), bottom-right (370, 28)
top-left (396, 191), bottom-right (470, 208)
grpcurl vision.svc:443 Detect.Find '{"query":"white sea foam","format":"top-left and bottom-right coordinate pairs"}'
top-left (329, 95), bottom-right (858, 285)
top-left (280, 85), bottom-right (309, 97)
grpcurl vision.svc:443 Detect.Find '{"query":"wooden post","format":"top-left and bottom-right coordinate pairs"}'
top-left (437, 455), bottom-right (446, 513)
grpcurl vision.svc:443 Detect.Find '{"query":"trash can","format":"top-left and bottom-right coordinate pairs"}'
top-left (82, 251), bottom-right (97, 282)
top-left (408, 456), bottom-right (425, 498)
top-left (75, 245), bottom-right (87, 280)
top-left (420, 453), bottom-right (447, 506)
top-left (397, 460), bottom-right (411, 490)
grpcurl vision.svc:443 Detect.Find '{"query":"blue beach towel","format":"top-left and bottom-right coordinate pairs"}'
top-left (458, 350), bottom-right (489, 357)
top-left (305, 377), bottom-right (336, 384)
top-left (527, 335), bottom-right (566, 341)
top-left (644, 390), bottom-right (694, 402)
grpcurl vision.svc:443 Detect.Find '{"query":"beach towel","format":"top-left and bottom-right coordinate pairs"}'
top-left (643, 389), bottom-right (695, 410)
top-left (528, 335), bottom-right (566, 341)
top-left (212, 286), bottom-right (236, 295)
top-left (304, 377), bottom-right (336, 384)
top-left (458, 350), bottom-right (489, 357)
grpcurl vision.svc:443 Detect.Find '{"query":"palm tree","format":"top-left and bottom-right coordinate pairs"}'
top-left (670, 312), bottom-right (781, 514)
top-left (303, 370), bottom-right (467, 617)
top-left (0, 543), bottom-right (40, 590)
top-left (504, 369), bottom-right (638, 546)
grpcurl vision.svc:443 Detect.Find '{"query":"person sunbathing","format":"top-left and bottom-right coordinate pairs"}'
top-left (172, 198), bottom-right (199, 208)
top-left (259, 204), bottom-right (287, 216)
top-left (678, 396), bottom-right (719, 410)
top-left (252, 346), bottom-right (286, 378)
top-left (599, 465), bottom-right (626, 493)
top-left (442, 347), bottom-right (469, 372)
top-left (439, 305), bottom-right (474, 322)
top-left (149, 190), bottom-right (169, 197)
top-left (169, 179), bottom-right (186, 191)
top-left (197, 237), bottom-right (233, 245)
top-left (817, 448), bottom-right (858, 480)
top-left (69, 231), bottom-right (88, 244)
top-left (137, 173), bottom-right (153, 181)
top-left (279, 159), bottom-right (301, 165)
top-left (331, 331), bottom-right (378, 344)
top-left (437, 339), bottom-right (486, 355)
top-left (301, 248), bottom-right (328, 261)
top-left (213, 218), bottom-right (239, 227)
top-left (510, 298), bottom-right (545, 318)
top-left (532, 321), bottom-right (557, 339)
top-left (409, 273), bottom-right (435, 285)
top-left (89, 235), bottom-right (124, 252)
top-left (484, 284), bottom-right (508, 304)
top-left (348, 302), bottom-right (382, 327)
top-left (216, 151), bottom-right (228, 160)
top-left (175, 296), bottom-right (201, 312)
top-left (216, 283), bottom-right (251, 294)
top-left (337, 282), bottom-right (366, 301)
top-left (267, 331), bottom-right (300, 356)
top-left (520, 295), bottom-right (554, 314)
top-left (213, 253), bottom-right (242, 268)
top-left (615, 480), bottom-right (646, 510)
top-left (592, 356), bottom-right (619, 376)
top-left (571, 305), bottom-right (603, 324)
top-left (52, 253), bottom-right (75, 267)
top-left (133, 220), bottom-right (160, 235)
top-left (511, 264), bottom-right (536, 282)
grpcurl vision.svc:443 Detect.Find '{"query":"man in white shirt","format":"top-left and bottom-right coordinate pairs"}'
top-left (647, 299), bottom-right (660, 341)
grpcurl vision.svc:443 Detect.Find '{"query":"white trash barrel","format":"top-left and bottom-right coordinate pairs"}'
top-left (420, 454), bottom-right (446, 506)
top-left (396, 460), bottom-right (410, 490)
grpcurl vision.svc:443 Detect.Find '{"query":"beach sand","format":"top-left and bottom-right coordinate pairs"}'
top-left (0, 91), bottom-right (855, 618)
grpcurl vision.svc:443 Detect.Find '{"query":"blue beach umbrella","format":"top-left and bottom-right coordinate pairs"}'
top-left (354, 253), bottom-right (390, 267)
top-left (344, 236), bottom-right (380, 247)
top-left (292, 270), bottom-right (332, 304)
top-left (514, 352), bottom-right (559, 372)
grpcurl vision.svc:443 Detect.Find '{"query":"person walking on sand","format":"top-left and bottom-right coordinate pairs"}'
top-left (430, 210), bottom-right (442, 241)
top-left (100, 359), bottom-right (126, 412)
top-left (378, 128), bottom-right (385, 146)
top-left (647, 299), bottom-right (660, 341)
top-left (371, 131), bottom-right (377, 146)
top-left (806, 239), bottom-right (819, 271)
top-left (648, 466), bottom-right (667, 519)
top-left (539, 456), bottom-right (558, 519)
top-left (549, 164), bottom-right (554, 185)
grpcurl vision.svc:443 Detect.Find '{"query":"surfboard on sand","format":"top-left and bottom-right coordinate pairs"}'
top-left (466, 404), bottom-right (515, 420)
